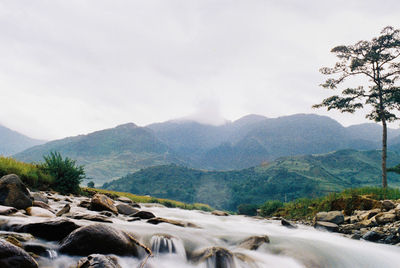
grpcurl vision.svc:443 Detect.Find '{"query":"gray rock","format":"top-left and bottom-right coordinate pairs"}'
top-left (238, 235), bottom-right (270, 250)
top-left (382, 200), bottom-right (396, 211)
top-left (132, 211), bottom-right (155, 219)
top-left (281, 218), bottom-right (297, 229)
top-left (56, 204), bottom-right (71, 217)
top-left (116, 204), bottom-right (139, 215)
top-left (211, 210), bottom-right (229, 216)
top-left (117, 196), bottom-right (132, 204)
top-left (362, 231), bottom-right (384, 242)
top-left (314, 221), bottom-right (339, 232)
top-left (67, 212), bottom-right (113, 223)
top-left (315, 211), bottom-right (344, 225)
top-left (191, 247), bottom-right (234, 268)
top-left (77, 254), bottom-right (121, 268)
top-left (0, 174), bottom-right (33, 209)
top-left (0, 239), bottom-right (38, 268)
top-left (31, 192), bottom-right (48, 204)
top-left (59, 224), bottom-right (139, 257)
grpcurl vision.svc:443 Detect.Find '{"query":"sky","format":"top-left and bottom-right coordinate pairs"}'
top-left (0, 0), bottom-right (400, 140)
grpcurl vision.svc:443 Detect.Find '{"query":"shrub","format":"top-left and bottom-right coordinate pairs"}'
top-left (259, 200), bottom-right (284, 217)
top-left (87, 181), bottom-right (95, 188)
top-left (237, 204), bottom-right (258, 216)
top-left (42, 152), bottom-right (85, 194)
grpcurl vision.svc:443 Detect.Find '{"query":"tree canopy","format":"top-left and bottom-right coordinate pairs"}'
top-left (314, 26), bottom-right (400, 187)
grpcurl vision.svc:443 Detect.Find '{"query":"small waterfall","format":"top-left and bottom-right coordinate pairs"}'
top-left (47, 249), bottom-right (58, 259)
top-left (150, 234), bottom-right (186, 258)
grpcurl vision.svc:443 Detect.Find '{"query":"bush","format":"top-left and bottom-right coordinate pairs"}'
top-left (87, 181), bottom-right (95, 188)
top-left (237, 204), bottom-right (258, 216)
top-left (259, 200), bottom-right (284, 217)
top-left (42, 152), bottom-right (85, 194)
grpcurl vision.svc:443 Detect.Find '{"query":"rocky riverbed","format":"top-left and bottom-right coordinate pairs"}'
top-left (1, 174), bottom-right (400, 268)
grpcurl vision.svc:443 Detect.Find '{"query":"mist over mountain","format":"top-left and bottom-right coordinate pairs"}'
top-left (0, 124), bottom-right (45, 156)
top-left (12, 113), bottom-right (400, 184)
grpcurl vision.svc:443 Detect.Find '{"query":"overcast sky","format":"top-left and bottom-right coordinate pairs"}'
top-left (0, 0), bottom-right (399, 140)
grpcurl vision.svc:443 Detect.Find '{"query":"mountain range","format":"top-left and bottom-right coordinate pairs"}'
top-left (0, 124), bottom-right (45, 156)
top-left (10, 113), bottom-right (400, 184)
top-left (102, 149), bottom-right (400, 210)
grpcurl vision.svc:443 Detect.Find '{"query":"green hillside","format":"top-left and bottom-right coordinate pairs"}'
top-left (14, 123), bottom-right (183, 185)
top-left (102, 149), bottom-right (400, 210)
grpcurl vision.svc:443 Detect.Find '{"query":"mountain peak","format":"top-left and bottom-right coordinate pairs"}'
top-left (115, 122), bottom-right (137, 129)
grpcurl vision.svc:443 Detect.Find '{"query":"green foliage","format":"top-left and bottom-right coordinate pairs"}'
top-left (103, 150), bottom-right (400, 210)
top-left (87, 181), bottom-right (95, 188)
top-left (237, 204), bottom-right (258, 216)
top-left (259, 200), bottom-right (284, 217)
top-left (0, 157), bottom-right (53, 189)
top-left (42, 152), bottom-right (85, 194)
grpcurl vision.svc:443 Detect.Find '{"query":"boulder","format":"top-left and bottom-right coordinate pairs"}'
top-left (0, 232), bottom-right (34, 243)
top-left (26, 207), bottom-right (55, 218)
top-left (90, 194), bottom-right (118, 215)
top-left (59, 224), bottom-right (139, 257)
top-left (56, 204), bottom-right (71, 217)
top-left (281, 218), bottom-right (297, 229)
top-left (238, 235), bottom-right (270, 250)
top-left (77, 254), bottom-right (121, 268)
top-left (0, 239), bottom-right (38, 268)
top-left (0, 174), bottom-right (33, 209)
top-left (362, 231), bottom-right (384, 242)
top-left (374, 213), bottom-right (397, 225)
top-left (116, 204), bottom-right (139, 216)
top-left (314, 221), bottom-right (339, 232)
top-left (381, 200), bottom-right (396, 211)
top-left (191, 247), bottom-right (234, 268)
top-left (24, 242), bottom-right (55, 258)
top-left (211, 210), bottom-right (229, 216)
top-left (31, 192), bottom-right (48, 204)
top-left (0, 205), bottom-right (17, 215)
top-left (127, 217), bottom-right (141, 222)
top-left (12, 219), bottom-right (81, 241)
top-left (79, 200), bottom-right (91, 208)
top-left (67, 212), bottom-right (113, 223)
top-left (117, 196), bottom-right (132, 204)
top-left (147, 217), bottom-right (199, 228)
top-left (315, 211), bottom-right (344, 225)
top-left (131, 211), bottom-right (155, 219)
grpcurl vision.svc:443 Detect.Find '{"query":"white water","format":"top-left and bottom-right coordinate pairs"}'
top-left (5, 205), bottom-right (400, 268)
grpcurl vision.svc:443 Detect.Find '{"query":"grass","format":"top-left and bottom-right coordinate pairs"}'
top-left (0, 157), bottom-right (54, 190)
top-left (260, 186), bottom-right (400, 220)
top-left (83, 187), bottom-right (213, 212)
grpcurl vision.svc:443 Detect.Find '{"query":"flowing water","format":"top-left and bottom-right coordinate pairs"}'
top-left (4, 205), bottom-right (400, 268)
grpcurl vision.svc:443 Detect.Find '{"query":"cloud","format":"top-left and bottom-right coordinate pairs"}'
top-left (0, 0), bottom-right (399, 139)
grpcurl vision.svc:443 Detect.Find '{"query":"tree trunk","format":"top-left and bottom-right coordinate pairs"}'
top-left (382, 119), bottom-right (388, 188)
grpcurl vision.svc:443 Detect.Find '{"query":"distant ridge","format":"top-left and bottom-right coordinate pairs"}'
top-left (0, 124), bottom-right (45, 156)
top-left (14, 113), bottom-right (400, 184)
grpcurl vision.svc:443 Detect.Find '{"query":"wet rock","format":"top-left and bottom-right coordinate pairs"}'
top-left (32, 201), bottom-right (55, 213)
top-left (127, 217), bottom-right (141, 222)
top-left (314, 211), bottom-right (344, 225)
top-left (0, 231), bottom-right (34, 243)
top-left (59, 224), bottom-right (139, 257)
top-left (31, 192), bottom-right (48, 204)
top-left (281, 218), bottom-right (297, 229)
top-left (211, 210), bottom-right (229, 216)
top-left (77, 254), bottom-right (122, 268)
top-left (117, 196), bottom-right (133, 204)
top-left (147, 217), bottom-right (199, 228)
top-left (374, 213), bottom-right (396, 225)
top-left (0, 239), bottom-right (38, 268)
top-left (314, 221), bottom-right (339, 232)
top-left (24, 242), bottom-right (54, 258)
top-left (382, 234), bottom-right (400, 245)
top-left (56, 204), bottom-right (71, 217)
top-left (0, 205), bottom-right (17, 215)
top-left (116, 204), bottom-right (139, 215)
top-left (67, 212), bottom-right (113, 223)
top-left (0, 174), bottom-right (33, 209)
top-left (90, 194), bottom-right (118, 215)
top-left (381, 200), bottom-right (396, 211)
top-left (12, 219), bottom-right (81, 241)
top-left (26, 207), bottom-right (55, 217)
top-left (79, 200), bottom-right (91, 208)
top-left (238, 235), bottom-right (270, 250)
top-left (132, 211), bottom-right (155, 219)
top-left (64, 197), bottom-right (73, 203)
top-left (362, 231), bottom-right (384, 242)
top-left (191, 247), bottom-right (234, 268)
top-left (99, 211), bottom-right (114, 217)
top-left (351, 233), bottom-right (361, 240)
